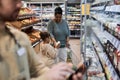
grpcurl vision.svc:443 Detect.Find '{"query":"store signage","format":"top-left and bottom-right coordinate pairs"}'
top-left (81, 4), bottom-right (90, 15)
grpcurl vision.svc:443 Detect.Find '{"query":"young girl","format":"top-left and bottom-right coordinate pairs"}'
top-left (38, 32), bottom-right (59, 68)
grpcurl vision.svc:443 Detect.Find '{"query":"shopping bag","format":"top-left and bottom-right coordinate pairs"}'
top-left (66, 47), bottom-right (81, 66)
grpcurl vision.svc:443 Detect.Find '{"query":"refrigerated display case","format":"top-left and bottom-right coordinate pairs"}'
top-left (81, 0), bottom-right (120, 79)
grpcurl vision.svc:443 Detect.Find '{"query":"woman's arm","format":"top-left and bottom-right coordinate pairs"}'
top-left (47, 20), bottom-right (57, 47)
top-left (66, 22), bottom-right (70, 48)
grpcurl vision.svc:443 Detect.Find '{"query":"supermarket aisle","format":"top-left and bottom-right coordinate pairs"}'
top-left (69, 39), bottom-right (83, 65)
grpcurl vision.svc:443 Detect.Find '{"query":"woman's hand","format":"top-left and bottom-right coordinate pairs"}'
top-left (66, 37), bottom-right (70, 48)
top-left (66, 41), bottom-right (70, 48)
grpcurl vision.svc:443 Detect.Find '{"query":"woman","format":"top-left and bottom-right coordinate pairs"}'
top-left (38, 32), bottom-right (59, 68)
top-left (47, 7), bottom-right (70, 62)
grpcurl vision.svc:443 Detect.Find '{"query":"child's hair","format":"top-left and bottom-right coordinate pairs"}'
top-left (40, 32), bottom-right (50, 41)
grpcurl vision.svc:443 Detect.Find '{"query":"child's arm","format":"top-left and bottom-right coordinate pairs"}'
top-left (46, 44), bottom-right (58, 59)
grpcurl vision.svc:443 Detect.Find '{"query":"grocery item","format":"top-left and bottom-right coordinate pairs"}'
top-left (19, 8), bottom-right (35, 16)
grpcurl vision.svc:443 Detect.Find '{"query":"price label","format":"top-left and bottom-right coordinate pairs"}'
top-left (112, 38), bottom-right (117, 46)
top-left (111, 5), bottom-right (117, 12)
top-left (81, 4), bottom-right (90, 15)
top-left (106, 59), bottom-right (110, 66)
top-left (111, 37), bottom-right (113, 42)
top-left (111, 70), bottom-right (116, 79)
top-left (115, 40), bottom-right (120, 49)
top-left (104, 55), bottom-right (108, 62)
top-left (118, 44), bottom-right (120, 51)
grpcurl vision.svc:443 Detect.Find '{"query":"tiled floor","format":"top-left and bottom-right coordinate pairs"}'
top-left (69, 39), bottom-right (83, 65)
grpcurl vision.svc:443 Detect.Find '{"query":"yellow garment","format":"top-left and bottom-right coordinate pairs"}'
top-left (0, 26), bottom-right (49, 80)
top-left (38, 42), bottom-right (57, 68)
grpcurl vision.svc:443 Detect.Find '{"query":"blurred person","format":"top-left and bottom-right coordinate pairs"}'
top-left (0, 0), bottom-right (83, 80)
top-left (38, 32), bottom-right (59, 68)
top-left (47, 7), bottom-right (70, 62)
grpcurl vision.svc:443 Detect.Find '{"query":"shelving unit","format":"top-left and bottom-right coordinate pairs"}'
top-left (67, 3), bottom-right (81, 38)
top-left (91, 27), bottom-right (120, 80)
top-left (6, 7), bottom-right (41, 53)
top-left (85, 37), bottom-right (106, 80)
top-left (80, 0), bottom-right (120, 79)
top-left (26, 1), bottom-right (65, 31)
top-left (83, 0), bottom-right (120, 79)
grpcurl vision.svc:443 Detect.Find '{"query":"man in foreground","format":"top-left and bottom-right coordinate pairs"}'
top-left (0, 0), bottom-right (82, 80)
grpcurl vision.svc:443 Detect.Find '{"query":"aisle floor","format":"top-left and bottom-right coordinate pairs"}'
top-left (69, 39), bottom-right (83, 65)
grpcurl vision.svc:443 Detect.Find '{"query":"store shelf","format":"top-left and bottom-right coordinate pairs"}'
top-left (86, 1), bottom-right (120, 79)
top-left (21, 20), bottom-right (41, 30)
top-left (105, 5), bottom-right (120, 13)
top-left (67, 19), bottom-right (80, 21)
top-left (91, 0), bottom-right (111, 6)
top-left (67, 12), bottom-right (80, 14)
top-left (67, 3), bottom-right (81, 39)
top-left (68, 14), bottom-right (81, 16)
top-left (34, 23), bottom-right (42, 26)
top-left (91, 6), bottom-right (105, 11)
top-left (83, 36), bottom-right (106, 80)
top-left (91, 43), bottom-right (106, 79)
top-left (18, 13), bottom-right (36, 20)
top-left (32, 39), bottom-right (42, 47)
top-left (70, 35), bottom-right (80, 38)
top-left (68, 10), bottom-right (80, 12)
top-left (104, 31), bottom-right (120, 51)
top-left (70, 29), bottom-right (80, 30)
top-left (91, 15), bottom-right (120, 40)
top-left (69, 24), bottom-right (81, 26)
top-left (42, 11), bottom-right (54, 13)
top-left (91, 30), bottom-right (120, 80)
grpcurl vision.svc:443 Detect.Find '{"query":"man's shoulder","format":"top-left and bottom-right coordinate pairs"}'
top-left (9, 27), bottom-right (27, 38)
top-left (8, 26), bottom-right (30, 44)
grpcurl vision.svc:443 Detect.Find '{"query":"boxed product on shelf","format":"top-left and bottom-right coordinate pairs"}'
top-left (6, 21), bottom-right (23, 29)
top-left (31, 31), bottom-right (41, 39)
top-left (7, 18), bottom-right (40, 30)
top-left (27, 30), bottom-right (41, 44)
top-left (28, 35), bottom-right (39, 43)
top-left (19, 7), bottom-right (35, 16)
top-left (42, 13), bottom-right (54, 20)
top-left (69, 21), bottom-right (80, 25)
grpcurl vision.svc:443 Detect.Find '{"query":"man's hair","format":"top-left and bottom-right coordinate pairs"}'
top-left (54, 7), bottom-right (63, 15)
top-left (40, 32), bottom-right (50, 41)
